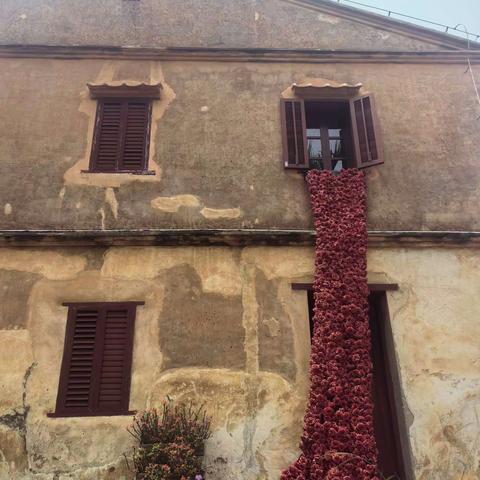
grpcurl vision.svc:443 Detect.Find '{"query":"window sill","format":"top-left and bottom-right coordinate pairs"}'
top-left (47, 410), bottom-right (137, 418)
top-left (284, 164), bottom-right (309, 171)
top-left (81, 170), bottom-right (156, 175)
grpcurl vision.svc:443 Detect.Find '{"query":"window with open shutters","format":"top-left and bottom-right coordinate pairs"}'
top-left (51, 302), bottom-right (143, 417)
top-left (86, 83), bottom-right (162, 174)
top-left (281, 93), bottom-right (383, 171)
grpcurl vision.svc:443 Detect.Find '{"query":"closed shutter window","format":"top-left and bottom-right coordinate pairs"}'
top-left (89, 99), bottom-right (152, 173)
top-left (350, 94), bottom-right (384, 168)
top-left (52, 302), bottom-right (142, 417)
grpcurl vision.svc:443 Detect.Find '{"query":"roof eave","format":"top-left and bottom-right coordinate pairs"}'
top-left (285, 0), bottom-right (480, 51)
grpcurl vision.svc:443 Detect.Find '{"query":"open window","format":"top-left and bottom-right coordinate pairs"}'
top-left (305, 101), bottom-right (354, 171)
top-left (281, 80), bottom-right (383, 170)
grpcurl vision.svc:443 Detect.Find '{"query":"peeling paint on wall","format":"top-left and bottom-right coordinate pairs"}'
top-left (105, 187), bottom-right (119, 220)
top-left (151, 194), bottom-right (201, 213)
top-left (317, 12), bottom-right (340, 24)
top-left (98, 207), bottom-right (106, 230)
top-left (150, 196), bottom-right (244, 222)
top-left (200, 207), bottom-right (243, 220)
top-left (0, 249), bottom-right (86, 280)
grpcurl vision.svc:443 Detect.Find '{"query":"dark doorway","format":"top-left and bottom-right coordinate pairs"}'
top-left (368, 292), bottom-right (408, 480)
top-left (305, 289), bottom-right (412, 479)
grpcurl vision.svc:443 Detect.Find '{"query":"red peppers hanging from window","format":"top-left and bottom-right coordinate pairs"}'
top-left (281, 169), bottom-right (379, 480)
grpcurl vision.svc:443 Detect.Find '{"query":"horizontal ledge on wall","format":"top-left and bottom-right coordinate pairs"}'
top-left (292, 282), bottom-right (399, 291)
top-left (0, 229), bottom-right (480, 247)
top-left (61, 301), bottom-right (145, 307)
top-left (1, 45), bottom-right (480, 64)
top-left (47, 410), bottom-right (137, 418)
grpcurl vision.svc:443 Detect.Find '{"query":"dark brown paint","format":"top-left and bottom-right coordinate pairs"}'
top-left (51, 302), bottom-right (142, 417)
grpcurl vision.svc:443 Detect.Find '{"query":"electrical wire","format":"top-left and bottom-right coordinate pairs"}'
top-left (335, 0), bottom-right (480, 42)
top-left (333, 0), bottom-right (480, 118)
top-left (454, 24), bottom-right (480, 119)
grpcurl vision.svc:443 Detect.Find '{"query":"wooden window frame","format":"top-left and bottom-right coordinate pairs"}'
top-left (281, 94), bottom-right (383, 171)
top-left (306, 112), bottom-right (351, 171)
top-left (292, 283), bottom-right (414, 480)
top-left (85, 83), bottom-right (161, 175)
top-left (88, 98), bottom-right (154, 174)
top-left (48, 301), bottom-right (143, 418)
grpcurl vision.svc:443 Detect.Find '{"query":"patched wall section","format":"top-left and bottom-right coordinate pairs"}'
top-left (159, 264), bottom-right (245, 369)
top-left (1, 246), bottom-right (480, 479)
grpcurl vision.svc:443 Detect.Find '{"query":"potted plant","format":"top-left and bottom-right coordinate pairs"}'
top-left (127, 400), bottom-right (211, 480)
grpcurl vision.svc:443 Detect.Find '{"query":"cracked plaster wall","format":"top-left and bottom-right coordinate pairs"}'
top-left (0, 246), bottom-right (479, 479)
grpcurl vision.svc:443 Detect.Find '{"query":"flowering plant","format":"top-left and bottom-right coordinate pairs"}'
top-left (128, 400), bottom-right (211, 480)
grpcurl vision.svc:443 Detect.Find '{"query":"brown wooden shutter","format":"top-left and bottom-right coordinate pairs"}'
top-left (350, 94), bottom-right (384, 169)
top-left (96, 306), bottom-right (136, 414)
top-left (90, 100), bottom-right (151, 173)
top-left (280, 99), bottom-right (308, 169)
top-left (54, 302), bottom-right (140, 417)
top-left (119, 101), bottom-right (151, 172)
top-left (90, 101), bottom-right (123, 172)
top-left (55, 306), bottom-right (100, 415)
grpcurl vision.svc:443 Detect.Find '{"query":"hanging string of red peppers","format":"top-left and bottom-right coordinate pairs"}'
top-left (281, 169), bottom-right (380, 480)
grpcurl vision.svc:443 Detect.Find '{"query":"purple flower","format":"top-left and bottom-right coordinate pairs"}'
top-left (195, 475), bottom-right (203, 480)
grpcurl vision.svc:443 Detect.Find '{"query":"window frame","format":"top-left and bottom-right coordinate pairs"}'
top-left (292, 283), bottom-right (414, 480)
top-left (48, 301), bottom-right (143, 418)
top-left (85, 83), bottom-right (161, 175)
top-left (305, 101), bottom-right (353, 171)
top-left (281, 92), bottom-right (383, 171)
top-left (88, 98), bottom-right (154, 174)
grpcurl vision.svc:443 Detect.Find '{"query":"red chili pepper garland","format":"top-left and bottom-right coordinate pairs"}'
top-left (281, 169), bottom-right (379, 480)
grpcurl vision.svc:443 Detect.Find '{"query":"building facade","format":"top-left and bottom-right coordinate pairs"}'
top-left (0, 0), bottom-right (480, 479)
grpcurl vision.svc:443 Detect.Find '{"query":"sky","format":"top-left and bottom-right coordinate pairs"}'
top-left (339, 0), bottom-right (480, 40)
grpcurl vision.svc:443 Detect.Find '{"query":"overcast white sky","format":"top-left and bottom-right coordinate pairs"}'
top-left (341, 0), bottom-right (480, 40)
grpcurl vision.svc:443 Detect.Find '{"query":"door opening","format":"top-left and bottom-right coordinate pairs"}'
top-left (303, 287), bottom-right (413, 479)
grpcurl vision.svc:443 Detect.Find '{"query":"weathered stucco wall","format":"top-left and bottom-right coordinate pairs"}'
top-left (0, 58), bottom-right (479, 232)
top-left (0, 245), bottom-right (479, 479)
top-left (0, 246), bottom-right (313, 480)
top-left (368, 248), bottom-right (480, 480)
top-left (0, 0), bottom-right (448, 51)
